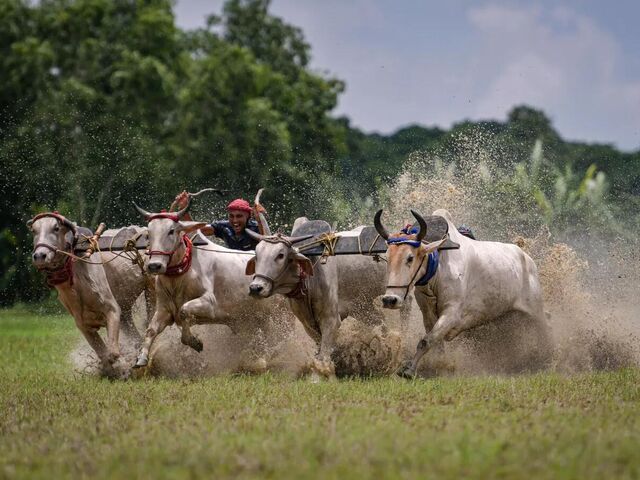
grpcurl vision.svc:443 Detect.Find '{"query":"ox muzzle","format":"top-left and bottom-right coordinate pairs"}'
top-left (381, 292), bottom-right (403, 309)
top-left (249, 276), bottom-right (273, 298)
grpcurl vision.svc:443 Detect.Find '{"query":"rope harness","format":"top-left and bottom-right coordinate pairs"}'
top-left (384, 226), bottom-right (441, 300)
top-left (251, 234), bottom-right (310, 298)
top-left (160, 235), bottom-right (193, 277)
top-left (41, 255), bottom-right (75, 287)
top-left (144, 212), bottom-right (194, 277)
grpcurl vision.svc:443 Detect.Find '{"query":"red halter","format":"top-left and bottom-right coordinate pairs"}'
top-left (41, 256), bottom-right (74, 288)
top-left (285, 264), bottom-right (308, 299)
top-left (162, 235), bottom-right (193, 277)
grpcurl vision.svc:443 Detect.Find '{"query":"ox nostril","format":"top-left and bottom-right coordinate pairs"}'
top-left (33, 252), bottom-right (45, 262)
top-left (147, 263), bottom-right (161, 273)
top-left (382, 296), bottom-right (398, 307)
top-left (249, 284), bottom-right (263, 295)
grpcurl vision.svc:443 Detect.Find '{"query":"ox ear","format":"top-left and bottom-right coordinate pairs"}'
top-left (245, 256), bottom-right (256, 276)
top-left (293, 252), bottom-right (314, 277)
top-left (178, 221), bottom-right (208, 234)
top-left (423, 237), bottom-right (448, 254)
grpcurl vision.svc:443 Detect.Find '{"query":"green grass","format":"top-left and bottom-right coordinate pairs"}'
top-left (1, 309), bottom-right (639, 479)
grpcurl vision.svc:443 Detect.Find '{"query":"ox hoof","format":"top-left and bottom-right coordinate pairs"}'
top-left (133, 354), bottom-right (149, 369)
top-left (396, 362), bottom-right (416, 380)
top-left (184, 336), bottom-right (203, 353)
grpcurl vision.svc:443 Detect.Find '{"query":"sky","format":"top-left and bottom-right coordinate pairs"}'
top-left (174, 1), bottom-right (640, 151)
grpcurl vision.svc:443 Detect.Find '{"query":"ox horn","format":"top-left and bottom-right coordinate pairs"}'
top-left (286, 234), bottom-right (313, 244)
top-left (133, 202), bottom-right (152, 219)
top-left (245, 228), bottom-right (265, 242)
top-left (175, 196), bottom-right (191, 219)
top-left (373, 209), bottom-right (389, 240)
top-left (411, 210), bottom-right (427, 242)
top-left (60, 216), bottom-right (77, 235)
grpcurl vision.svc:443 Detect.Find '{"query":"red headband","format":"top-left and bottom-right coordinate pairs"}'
top-left (227, 199), bottom-right (252, 214)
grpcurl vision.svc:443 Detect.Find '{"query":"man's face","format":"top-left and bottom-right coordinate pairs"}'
top-left (228, 210), bottom-right (249, 234)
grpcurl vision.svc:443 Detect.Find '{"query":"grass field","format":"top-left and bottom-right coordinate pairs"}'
top-left (1, 308), bottom-right (639, 479)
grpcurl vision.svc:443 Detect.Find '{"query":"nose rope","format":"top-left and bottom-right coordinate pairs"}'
top-left (148, 235), bottom-right (193, 276)
top-left (385, 254), bottom-right (428, 300)
top-left (252, 259), bottom-right (308, 298)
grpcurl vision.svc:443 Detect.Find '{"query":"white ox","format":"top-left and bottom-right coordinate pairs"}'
top-left (374, 208), bottom-right (550, 378)
top-left (28, 213), bottom-right (150, 372)
top-left (246, 217), bottom-right (389, 376)
top-left (133, 202), bottom-right (282, 370)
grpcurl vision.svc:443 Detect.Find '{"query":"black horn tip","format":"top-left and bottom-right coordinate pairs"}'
top-left (373, 209), bottom-right (389, 240)
top-left (411, 209), bottom-right (427, 241)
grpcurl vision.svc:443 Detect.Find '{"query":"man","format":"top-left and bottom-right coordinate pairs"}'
top-left (173, 191), bottom-right (261, 251)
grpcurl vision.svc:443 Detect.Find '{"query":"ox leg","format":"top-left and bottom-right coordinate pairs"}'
top-left (135, 308), bottom-right (172, 368)
top-left (120, 306), bottom-right (142, 344)
top-left (143, 280), bottom-right (156, 330)
top-left (105, 308), bottom-right (121, 365)
top-left (314, 313), bottom-right (339, 378)
top-left (79, 325), bottom-right (110, 365)
top-left (398, 311), bottom-right (460, 379)
top-left (178, 294), bottom-right (216, 353)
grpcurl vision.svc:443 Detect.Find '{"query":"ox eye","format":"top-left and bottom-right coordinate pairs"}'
top-left (407, 255), bottom-right (414, 264)
top-left (277, 253), bottom-right (285, 260)
top-left (168, 228), bottom-right (175, 235)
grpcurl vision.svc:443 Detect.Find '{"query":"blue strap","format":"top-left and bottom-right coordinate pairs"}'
top-left (386, 237), bottom-right (422, 248)
top-left (386, 225), bottom-right (423, 247)
top-left (415, 250), bottom-right (439, 286)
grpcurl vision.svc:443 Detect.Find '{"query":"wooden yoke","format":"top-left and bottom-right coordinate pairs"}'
top-left (82, 223), bottom-right (107, 258)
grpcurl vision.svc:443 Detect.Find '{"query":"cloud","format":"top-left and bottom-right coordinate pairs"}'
top-left (467, 4), bottom-right (640, 149)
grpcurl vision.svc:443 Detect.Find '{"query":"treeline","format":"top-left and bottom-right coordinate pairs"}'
top-left (1, 0), bottom-right (638, 306)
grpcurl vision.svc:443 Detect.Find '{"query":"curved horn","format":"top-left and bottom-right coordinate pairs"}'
top-left (60, 217), bottom-right (77, 234)
top-left (245, 228), bottom-right (265, 242)
top-left (373, 209), bottom-right (389, 240)
top-left (254, 188), bottom-right (264, 205)
top-left (411, 210), bottom-right (427, 242)
top-left (287, 234), bottom-right (313, 244)
top-left (133, 202), bottom-right (152, 219)
top-left (26, 218), bottom-right (34, 228)
top-left (175, 196), bottom-right (191, 219)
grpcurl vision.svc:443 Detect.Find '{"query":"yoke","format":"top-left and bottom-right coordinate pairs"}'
top-left (295, 215), bottom-right (460, 256)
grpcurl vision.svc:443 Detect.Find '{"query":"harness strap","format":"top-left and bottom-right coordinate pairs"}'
top-left (164, 235), bottom-right (193, 277)
top-left (386, 254), bottom-right (428, 300)
top-left (415, 250), bottom-right (439, 286)
top-left (42, 256), bottom-right (74, 288)
top-left (285, 264), bottom-right (308, 299)
top-left (148, 212), bottom-right (180, 222)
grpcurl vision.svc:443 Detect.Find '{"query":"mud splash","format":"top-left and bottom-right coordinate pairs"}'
top-left (71, 130), bottom-right (639, 378)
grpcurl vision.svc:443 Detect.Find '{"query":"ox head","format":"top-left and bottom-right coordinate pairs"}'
top-left (27, 212), bottom-right (77, 269)
top-left (245, 230), bottom-right (314, 298)
top-left (133, 200), bottom-right (206, 275)
top-left (375, 209), bottom-right (446, 309)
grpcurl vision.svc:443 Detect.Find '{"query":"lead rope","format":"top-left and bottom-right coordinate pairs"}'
top-left (386, 254), bottom-right (428, 300)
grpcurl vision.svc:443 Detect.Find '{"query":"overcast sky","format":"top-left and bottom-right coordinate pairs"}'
top-left (175, 1), bottom-right (640, 151)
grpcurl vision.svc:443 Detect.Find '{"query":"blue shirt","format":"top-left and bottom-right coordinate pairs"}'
top-left (210, 219), bottom-right (260, 251)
